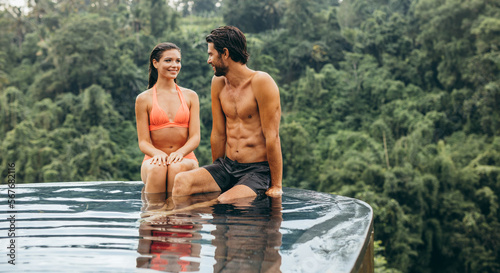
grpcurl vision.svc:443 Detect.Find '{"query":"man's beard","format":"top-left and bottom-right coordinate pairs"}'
top-left (214, 57), bottom-right (228, 77)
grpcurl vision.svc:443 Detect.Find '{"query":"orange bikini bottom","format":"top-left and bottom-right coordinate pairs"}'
top-left (143, 151), bottom-right (197, 163)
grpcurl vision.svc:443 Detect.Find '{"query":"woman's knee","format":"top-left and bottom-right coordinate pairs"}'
top-left (167, 162), bottom-right (185, 175)
top-left (143, 161), bottom-right (168, 177)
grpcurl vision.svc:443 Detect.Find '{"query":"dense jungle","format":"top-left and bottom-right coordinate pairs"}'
top-left (0, 0), bottom-right (499, 272)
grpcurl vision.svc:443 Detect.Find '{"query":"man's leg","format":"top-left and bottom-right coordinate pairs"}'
top-left (172, 168), bottom-right (221, 196)
top-left (216, 162), bottom-right (270, 203)
top-left (217, 185), bottom-right (257, 203)
top-left (166, 159), bottom-right (198, 193)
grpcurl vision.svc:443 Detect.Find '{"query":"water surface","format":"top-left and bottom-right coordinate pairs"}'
top-left (0, 181), bottom-right (372, 272)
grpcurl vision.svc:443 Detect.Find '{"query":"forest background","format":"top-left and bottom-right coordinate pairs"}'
top-left (0, 0), bottom-right (499, 272)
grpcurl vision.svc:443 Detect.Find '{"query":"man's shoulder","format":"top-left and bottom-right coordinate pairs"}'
top-left (211, 76), bottom-right (226, 92)
top-left (211, 75), bottom-right (226, 84)
top-left (251, 71), bottom-right (278, 94)
top-left (251, 71), bottom-right (273, 82)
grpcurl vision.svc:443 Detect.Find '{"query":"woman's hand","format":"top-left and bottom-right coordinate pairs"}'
top-left (150, 152), bottom-right (168, 166)
top-left (167, 152), bottom-right (184, 165)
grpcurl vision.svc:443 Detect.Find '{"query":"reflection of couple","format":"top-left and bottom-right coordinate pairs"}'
top-left (137, 192), bottom-right (283, 272)
top-left (136, 26), bottom-right (283, 202)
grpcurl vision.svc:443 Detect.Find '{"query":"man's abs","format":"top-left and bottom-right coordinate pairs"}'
top-left (219, 75), bottom-right (267, 163)
top-left (225, 123), bottom-right (267, 163)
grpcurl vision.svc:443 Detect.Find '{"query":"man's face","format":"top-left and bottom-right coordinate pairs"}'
top-left (207, 43), bottom-right (228, 77)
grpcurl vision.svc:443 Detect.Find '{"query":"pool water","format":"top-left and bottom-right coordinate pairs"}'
top-left (0, 181), bottom-right (372, 272)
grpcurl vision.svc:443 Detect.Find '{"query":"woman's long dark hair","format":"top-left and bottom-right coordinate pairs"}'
top-left (148, 42), bottom-right (181, 88)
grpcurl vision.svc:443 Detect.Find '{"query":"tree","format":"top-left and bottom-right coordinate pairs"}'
top-left (222, 0), bottom-right (281, 33)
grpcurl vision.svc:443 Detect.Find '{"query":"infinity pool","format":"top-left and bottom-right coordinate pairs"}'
top-left (0, 181), bottom-right (373, 272)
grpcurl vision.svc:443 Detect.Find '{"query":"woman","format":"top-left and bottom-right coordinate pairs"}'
top-left (136, 43), bottom-right (200, 193)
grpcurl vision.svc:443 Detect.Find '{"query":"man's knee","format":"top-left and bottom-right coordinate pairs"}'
top-left (217, 185), bottom-right (257, 204)
top-left (217, 194), bottom-right (232, 204)
top-left (217, 193), bottom-right (248, 204)
top-left (174, 170), bottom-right (192, 185)
top-left (172, 171), bottom-right (193, 195)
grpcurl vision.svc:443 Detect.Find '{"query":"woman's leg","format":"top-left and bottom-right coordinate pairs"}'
top-left (166, 158), bottom-right (198, 193)
top-left (141, 158), bottom-right (168, 193)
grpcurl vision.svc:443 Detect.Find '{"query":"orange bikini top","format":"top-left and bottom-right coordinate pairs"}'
top-left (149, 84), bottom-right (190, 131)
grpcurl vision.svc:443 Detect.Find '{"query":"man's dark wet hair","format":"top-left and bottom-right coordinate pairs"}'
top-left (206, 26), bottom-right (249, 64)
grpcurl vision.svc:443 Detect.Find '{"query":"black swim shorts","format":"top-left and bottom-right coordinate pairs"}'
top-left (203, 157), bottom-right (271, 194)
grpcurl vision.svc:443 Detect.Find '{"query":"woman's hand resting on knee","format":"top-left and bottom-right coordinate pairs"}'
top-left (167, 152), bottom-right (183, 165)
top-left (150, 152), bottom-right (168, 166)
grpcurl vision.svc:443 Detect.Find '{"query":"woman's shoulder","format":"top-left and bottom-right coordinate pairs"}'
top-left (136, 88), bottom-right (153, 104)
top-left (179, 86), bottom-right (199, 99)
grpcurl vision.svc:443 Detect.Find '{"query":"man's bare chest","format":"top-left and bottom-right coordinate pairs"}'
top-left (220, 87), bottom-right (259, 119)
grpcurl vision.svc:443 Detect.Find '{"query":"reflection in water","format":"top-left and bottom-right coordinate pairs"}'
top-left (137, 191), bottom-right (283, 272)
top-left (211, 195), bottom-right (282, 273)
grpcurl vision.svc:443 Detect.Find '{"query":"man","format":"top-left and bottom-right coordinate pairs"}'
top-left (172, 26), bottom-right (283, 202)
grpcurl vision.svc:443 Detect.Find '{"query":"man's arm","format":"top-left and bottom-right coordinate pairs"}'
top-left (253, 72), bottom-right (283, 197)
top-left (210, 76), bottom-right (227, 161)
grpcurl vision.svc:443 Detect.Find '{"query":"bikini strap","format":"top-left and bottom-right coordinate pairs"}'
top-left (176, 84), bottom-right (188, 107)
top-left (152, 84), bottom-right (159, 105)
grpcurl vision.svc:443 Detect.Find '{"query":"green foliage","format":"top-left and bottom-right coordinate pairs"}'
top-left (222, 0), bottom-right (281, 33)
top-left (280, 120), bottom-right (315, 188)
top-left (0, 0), bottom-right (499, 272)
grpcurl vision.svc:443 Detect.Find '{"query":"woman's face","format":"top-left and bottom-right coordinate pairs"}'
top-left (153, 49), bottom-right (181, 80)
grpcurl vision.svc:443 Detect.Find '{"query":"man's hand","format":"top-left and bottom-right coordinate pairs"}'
top-left (266, 186), bottom-right (283, 197)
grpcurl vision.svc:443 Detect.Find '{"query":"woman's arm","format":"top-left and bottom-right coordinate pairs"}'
top-left (135, 92), bottom-right (168, 165)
